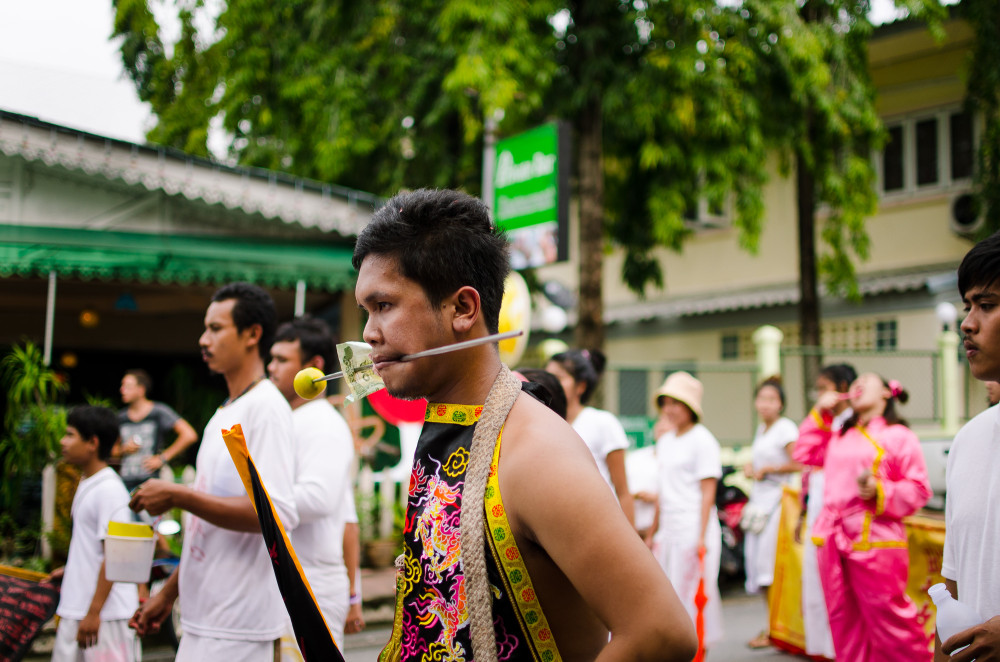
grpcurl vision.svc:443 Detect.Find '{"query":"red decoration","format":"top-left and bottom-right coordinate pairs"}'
top-left (368, 389), bottom-right (428, 425)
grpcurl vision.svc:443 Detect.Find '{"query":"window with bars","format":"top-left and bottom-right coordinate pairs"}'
top-left (618, 369), bottom-right (649, 417)
top-left (879, 108), bottom-right (975, 195)
top-left (876, 320), bottom-right (898, 351)
top-left (721, 334), bottom-right (740, 360)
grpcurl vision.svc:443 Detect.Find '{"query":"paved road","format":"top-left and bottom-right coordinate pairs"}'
top-left (342, 593), bottom-right (798, 661)
top-left (26, 592), bottom-right (801, 661)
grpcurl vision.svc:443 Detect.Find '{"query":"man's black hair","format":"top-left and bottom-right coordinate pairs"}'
top-left (212, 282), bottom-right (277, 360)
top-left (352, 189), bottom-right (510, 334)
top-left (274, 315), bottom-right (335, 371)
top-left (958, 230), bottom-right (1000, 297)
top-left (67, 405), bottom-right (120, 461)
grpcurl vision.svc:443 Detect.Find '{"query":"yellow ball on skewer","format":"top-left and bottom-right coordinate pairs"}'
top-left (293, 367), bottom-right (326, 400)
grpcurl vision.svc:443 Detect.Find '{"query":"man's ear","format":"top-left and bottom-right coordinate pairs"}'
top-left (243, 323), bottom-right (263, 349)
top-left (304, 355), bottom-right (326, 372)
top-left (450, 286), bottom-right (482, 334)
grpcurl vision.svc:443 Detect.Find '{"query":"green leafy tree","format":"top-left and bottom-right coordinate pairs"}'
top-left (961, 0), bottom-right (1000, 235)
top-left (113, 0), bottom-right (949, 368)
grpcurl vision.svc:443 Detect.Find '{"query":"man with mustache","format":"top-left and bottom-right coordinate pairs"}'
top-left (128, 282), bottom-right (299, 661)
top-left (356, 188), bottom-right (697, 661)
top-left (936, 231), bottom-right (1000, 661)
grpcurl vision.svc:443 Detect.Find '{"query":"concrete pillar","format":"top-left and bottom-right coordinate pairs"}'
top-left (939, 329), bottom-right (961, 435)
top-left (753, 325), bottom-right (784, 381)
top-left (40, 464), bottom-right (55, 560)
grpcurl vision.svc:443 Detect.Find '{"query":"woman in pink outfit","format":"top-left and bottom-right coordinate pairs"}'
top-left (794, 373), bottom-right (932, 662)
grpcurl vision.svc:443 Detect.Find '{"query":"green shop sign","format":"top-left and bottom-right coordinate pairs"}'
top-left (493, 122), bottom-right (569, 268)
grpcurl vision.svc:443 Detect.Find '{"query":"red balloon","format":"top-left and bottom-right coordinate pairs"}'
top-left (367, 388), bottom-right (427, 425)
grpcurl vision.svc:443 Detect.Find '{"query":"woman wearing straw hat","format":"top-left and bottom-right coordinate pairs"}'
top-left (650, 371), bottom-right (724, 649)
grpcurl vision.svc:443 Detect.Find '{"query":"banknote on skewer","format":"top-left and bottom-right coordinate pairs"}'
top-left (336, 341), bottom-right (384, 402)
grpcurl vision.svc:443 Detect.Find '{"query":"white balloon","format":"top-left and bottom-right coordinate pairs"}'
top-left (541, 305), bottom-right (568, 333)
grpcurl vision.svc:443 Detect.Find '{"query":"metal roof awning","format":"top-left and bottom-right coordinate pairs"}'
top-left (0, 224), bottom-right (356, 290)
top-left (603, 266), bottom-right (958, 324)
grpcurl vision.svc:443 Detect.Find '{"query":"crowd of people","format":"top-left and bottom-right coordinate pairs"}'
top-left (47, 285), bottom-right (364, 661)
top-left (39, 187), bottom-right (1000, 662)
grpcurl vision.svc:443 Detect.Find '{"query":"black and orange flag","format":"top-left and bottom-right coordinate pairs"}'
top-left (222, 424), bottom-right (345, 662)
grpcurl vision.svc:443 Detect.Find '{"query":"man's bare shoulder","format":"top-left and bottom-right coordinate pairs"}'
top-left (499, 393), bottom-right (618, 536)
top-left (501, 392), bottom-right (594, 466)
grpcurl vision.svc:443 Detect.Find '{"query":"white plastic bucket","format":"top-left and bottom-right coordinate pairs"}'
top-left (104, 521), bottom-right (155, 583)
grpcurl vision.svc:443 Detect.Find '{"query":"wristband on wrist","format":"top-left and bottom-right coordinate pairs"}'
top-left (159, 454), bottom-right (169, 465)
top-left (349, 593), bottom-right (362, 605)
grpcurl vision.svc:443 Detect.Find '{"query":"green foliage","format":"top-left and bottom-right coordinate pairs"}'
top-left (113, 0), bottom-right (953, 303)
top-left (0, 342), bottom-right (68, 512)
top-left (961, 0), bottom-right (1000, 237)
top-left (0, 512), bottom-right (43, 566)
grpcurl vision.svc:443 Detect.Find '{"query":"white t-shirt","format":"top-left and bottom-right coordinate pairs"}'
top-left (655, 423), bottom-right (723, 542)
top-left (747, 417), bottom-right (799, 513)
top-left (58, 467), bottom-right (139, 620)
top-left (291, 399), bottom-right (354, 595)
top-left (571, 406), bottom-right (630, 490)
top-left (179, 379), bottom-right (299, 641)
top-left (942, 404), bottom-right (1000, 619)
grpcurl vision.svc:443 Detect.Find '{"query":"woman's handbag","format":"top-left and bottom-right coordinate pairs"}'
top-left (739, 503), bottom-right (770, 535)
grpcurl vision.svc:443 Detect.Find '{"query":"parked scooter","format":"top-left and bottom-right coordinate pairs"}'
top-left (716, 464), bottom-right (749, 585)
top-left (148, 519), bottom-right (182, 649)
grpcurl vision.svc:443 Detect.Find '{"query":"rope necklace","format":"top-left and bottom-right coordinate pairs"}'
top-left (220, 374), bottom-right (265, 408)
top-left (460, 364), bottom-right (522, 662)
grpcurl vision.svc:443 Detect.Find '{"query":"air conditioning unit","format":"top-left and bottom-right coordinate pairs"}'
top-left (949, 192), bottom-right (984, 236)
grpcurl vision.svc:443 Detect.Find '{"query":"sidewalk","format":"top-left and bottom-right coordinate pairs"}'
top-left (358, 565), bottom-right (398, 626)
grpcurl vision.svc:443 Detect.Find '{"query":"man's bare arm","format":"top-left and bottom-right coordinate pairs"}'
top-left (506, 399), bottom-right (697, 661)
top-left (129, 479), bottom-right (259, 532)
top-left (162, 418), bottom-right (198, 463)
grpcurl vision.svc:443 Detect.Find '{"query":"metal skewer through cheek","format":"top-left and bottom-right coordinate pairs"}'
top-left (311, 329), bottom-right (524, 384)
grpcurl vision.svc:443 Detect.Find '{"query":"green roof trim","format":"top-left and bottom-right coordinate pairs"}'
top-left (0, 224), bottom-right (357, 290)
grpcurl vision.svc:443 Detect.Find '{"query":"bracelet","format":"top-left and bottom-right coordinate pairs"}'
top-left (159, 454), bottom-right (169, 465)
top-left (349, 593), bottom-right (362, 605)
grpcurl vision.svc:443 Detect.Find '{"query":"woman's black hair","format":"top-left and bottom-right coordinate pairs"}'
top-left (755, 375), bottom-right (786, 408)
top-left (844, 375), bottom-right (909, 430)
top-left (548, 348), bottom-right (606, 405)
top-left (819, 363), bottom-right (858, 393)
top-left (518, 368), bottom-right (568, 420)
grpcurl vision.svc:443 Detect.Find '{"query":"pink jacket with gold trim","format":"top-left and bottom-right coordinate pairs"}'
top-left (794, 412), bottom-right (931, 550)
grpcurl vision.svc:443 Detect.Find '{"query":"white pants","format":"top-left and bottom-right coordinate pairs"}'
top-left (52, 618), bottom-right (138, 662)
top-left (175, 632), bottom-right (278, 662)
top-left (654, 515), bottom-right (724, 646)
top-left (743, 502), bottom-right (782, 593)
top-left (802, 470), bottom-right (836, 659)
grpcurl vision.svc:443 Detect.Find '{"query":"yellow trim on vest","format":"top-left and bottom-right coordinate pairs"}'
top-left (378, 569), bottom-right (406, 662)
top-left (485, 430), bottom-right (563, 662)
top-left (424, 402), bottom-right (484, 426)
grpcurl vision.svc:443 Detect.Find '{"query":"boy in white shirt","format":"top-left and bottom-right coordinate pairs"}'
top-left (50, 405), bottom-right (139, 662)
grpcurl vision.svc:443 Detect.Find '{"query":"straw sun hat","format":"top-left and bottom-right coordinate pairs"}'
top-left (653, 371), bottom-right (704, 420)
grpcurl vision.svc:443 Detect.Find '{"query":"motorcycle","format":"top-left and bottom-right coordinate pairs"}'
top-left (147, 519), bottom-right (182, 649)
top-left (716, 464), bottom-right (749, 586)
